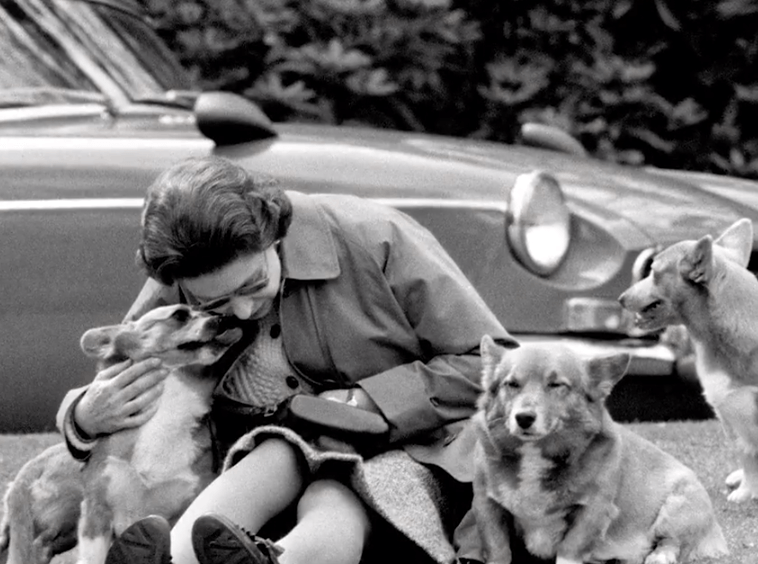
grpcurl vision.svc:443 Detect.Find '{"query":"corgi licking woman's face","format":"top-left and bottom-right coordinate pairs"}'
top-left (79, 304), bottom-right (243, 367)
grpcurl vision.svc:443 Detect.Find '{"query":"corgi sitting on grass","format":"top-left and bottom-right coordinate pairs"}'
top-left (471, 338), bottom-right (727, 564)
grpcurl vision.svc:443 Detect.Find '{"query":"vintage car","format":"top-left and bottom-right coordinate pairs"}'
top-left (2, 0), bottom-right (757, 432)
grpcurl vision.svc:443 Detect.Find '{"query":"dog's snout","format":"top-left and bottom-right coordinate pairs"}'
top-left (515, 412), bottom-right (536, 430)
top-left (204, 316), bottom-right (221, 331)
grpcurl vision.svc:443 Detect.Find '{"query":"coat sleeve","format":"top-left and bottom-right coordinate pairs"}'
top-left (55, 278), bottom-right (180, 458)
top-left (355, 211), bottom-right (518, 444)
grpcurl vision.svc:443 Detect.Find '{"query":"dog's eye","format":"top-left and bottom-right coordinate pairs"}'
top-left (171, 308), bottom-right (191, 323)
top-left (504, 380), bottom-right (521, 390)
top-left (548, 382), bottom-right (568, 390)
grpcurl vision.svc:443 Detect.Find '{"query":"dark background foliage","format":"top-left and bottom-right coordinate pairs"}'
top-left (143, 0), bottom-right (758, 179)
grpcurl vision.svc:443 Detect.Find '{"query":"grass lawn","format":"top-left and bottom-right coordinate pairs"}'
top-left (1, 420), bottom-right (756, 563)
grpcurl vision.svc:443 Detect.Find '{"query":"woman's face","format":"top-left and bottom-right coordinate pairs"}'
top-left (179, 245), bottom-right (282, 320)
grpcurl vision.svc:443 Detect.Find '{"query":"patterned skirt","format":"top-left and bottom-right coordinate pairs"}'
top-left (223, 425), bottom-right (467, 564)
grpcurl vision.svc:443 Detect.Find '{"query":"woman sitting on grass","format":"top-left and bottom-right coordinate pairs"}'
top-left (56, 156), bottom-right (515, 564)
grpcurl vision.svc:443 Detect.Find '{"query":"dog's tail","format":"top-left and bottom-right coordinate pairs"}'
top-left (689, 521), bottom-right (729, 561)
top-left (0, 443), bottom-right (84, 564)
top-left (0, 480), bottom-right (14, 563)
top-left (1, 476), bottom-right (43, 564)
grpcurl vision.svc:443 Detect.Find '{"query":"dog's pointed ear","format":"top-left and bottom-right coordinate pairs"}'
top-left (679, 235), bottom-right (713, 284)
top-left (714, 218), bottom-right (753, 268)
top-left (80, 326), bottom-right (138, 360)
top-left (480, 334), bottom-right (511, 391)
top-left (80, 326), bottom-right (120, 358)
top-left (587, 353), bottom-right (630, 400)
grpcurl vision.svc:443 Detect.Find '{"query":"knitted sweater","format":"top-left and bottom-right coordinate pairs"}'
top-left (218, 303), bottom-right (315, 415)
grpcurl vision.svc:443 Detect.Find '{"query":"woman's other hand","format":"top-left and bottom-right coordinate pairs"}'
top-left (74, 358), bottom-right (169, 437)
top-left (319, 387), bottom-right (380, 414)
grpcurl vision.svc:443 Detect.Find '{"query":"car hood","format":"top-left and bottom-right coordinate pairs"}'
top-left (4, 110), bottom-right (753, 250)
top-left (222, 123), bottom-right (758, 249)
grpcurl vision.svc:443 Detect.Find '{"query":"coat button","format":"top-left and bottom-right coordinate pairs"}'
top-left (270, 324), bottom-right (281, 338)
top-left (286, 376), bottom-right (299, 389)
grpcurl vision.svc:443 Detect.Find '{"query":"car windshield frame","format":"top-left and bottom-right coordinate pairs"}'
top-left (0, 0), bottom-right (194, 109)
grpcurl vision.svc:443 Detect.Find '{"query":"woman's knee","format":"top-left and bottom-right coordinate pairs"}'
top-left (231, 438), bottom-right (305, 481)
top-left (178, 438), bottom-right (306, 529)
top-left (297, 479), bottom-right (371, 534)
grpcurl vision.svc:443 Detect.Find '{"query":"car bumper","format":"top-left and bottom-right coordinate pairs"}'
top-left (513, 334), bottom-right (689, 379)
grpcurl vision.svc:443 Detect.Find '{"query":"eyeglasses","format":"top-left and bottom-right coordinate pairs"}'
top-left (182, 249), bottom-right (272, 314)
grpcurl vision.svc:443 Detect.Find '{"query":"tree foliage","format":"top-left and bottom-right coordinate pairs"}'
top-left (145, 0), bottom-right (758, 178)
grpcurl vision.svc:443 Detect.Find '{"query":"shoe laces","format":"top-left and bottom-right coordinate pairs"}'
top-left (238, 524), bottom-right (284, 563)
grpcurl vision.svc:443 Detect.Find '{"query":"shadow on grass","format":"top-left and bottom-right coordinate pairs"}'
top-left (608, 374), bottom-right (715, 423)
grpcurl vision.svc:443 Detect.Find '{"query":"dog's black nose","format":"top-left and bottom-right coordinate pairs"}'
top-left (213, 315), bottom-right (258, 338)
top-left (515, 412), bottom-right (536, 429)
top-left (214, 316), bottom-right (242, 332)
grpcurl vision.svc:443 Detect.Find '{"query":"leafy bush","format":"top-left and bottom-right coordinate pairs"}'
top-left (146, 0), bottom-right (482, 135)
top-left (145, 0), bottom-right (758, 179)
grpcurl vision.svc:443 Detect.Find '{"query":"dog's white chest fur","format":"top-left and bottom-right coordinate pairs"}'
top-left (131, 374), bottom-right (209, 484)
top-left (501, 444), bottom-right (555, 512)
top-left (692, 342), bottom-right (758, 454)
top-left (692, 341), bottom-right (736, 407)
top-left (497, 443), bottom-right (566, 554)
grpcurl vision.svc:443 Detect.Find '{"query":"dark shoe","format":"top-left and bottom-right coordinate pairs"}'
top-left (105, 515), bottom-right (172, 564)
top-left (192, 513), bottom-right (283, 564)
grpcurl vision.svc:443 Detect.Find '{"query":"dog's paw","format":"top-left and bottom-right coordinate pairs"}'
top-left (726, 484), bottom-right (757, 503)
top-left (644, 545), bottom-right (678, 564)
top-left (725, 468), bottom-right (743, 489)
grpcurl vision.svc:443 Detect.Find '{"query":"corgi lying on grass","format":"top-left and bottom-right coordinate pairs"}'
top-left (620, 218), bottom-right (758, 503)
top-left (471, 338), bottom-right (728, 564)
top-left (0, 304), bottom-right (243, 564)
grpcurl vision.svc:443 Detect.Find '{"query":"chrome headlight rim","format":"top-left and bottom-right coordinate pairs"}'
top-left (506, 170), bottom-right (572, 277)
top-left (631, 246), bottom-right (660, 283)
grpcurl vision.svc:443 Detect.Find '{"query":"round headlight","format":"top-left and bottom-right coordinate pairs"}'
top-left (506, 170), bottom-right (571, 276)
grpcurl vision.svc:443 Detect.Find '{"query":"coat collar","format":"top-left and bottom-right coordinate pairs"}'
top-left (279, 191), bottom-right (341, 281)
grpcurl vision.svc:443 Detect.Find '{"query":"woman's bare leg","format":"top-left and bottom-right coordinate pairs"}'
top-left (171, 438), bottom-right (306, 564)
top-left (277, 479), bottom-right (371, 564)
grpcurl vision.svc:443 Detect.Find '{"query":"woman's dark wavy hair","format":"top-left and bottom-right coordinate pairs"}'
top-left (137, 156), bottom-right (293, 285)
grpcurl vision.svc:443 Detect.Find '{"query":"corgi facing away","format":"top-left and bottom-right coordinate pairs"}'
top-left (0, 304), bottom-right (243, 564)
top-left (619, 218), bottom-right (758, 503)
top-left (471, 338), bottom-right (728, 564)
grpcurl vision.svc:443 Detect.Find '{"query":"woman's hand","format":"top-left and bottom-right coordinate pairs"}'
top-left (319, 387), bottom-right (381, 414)
top-left (74, 358), bottom-right (169, 437)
